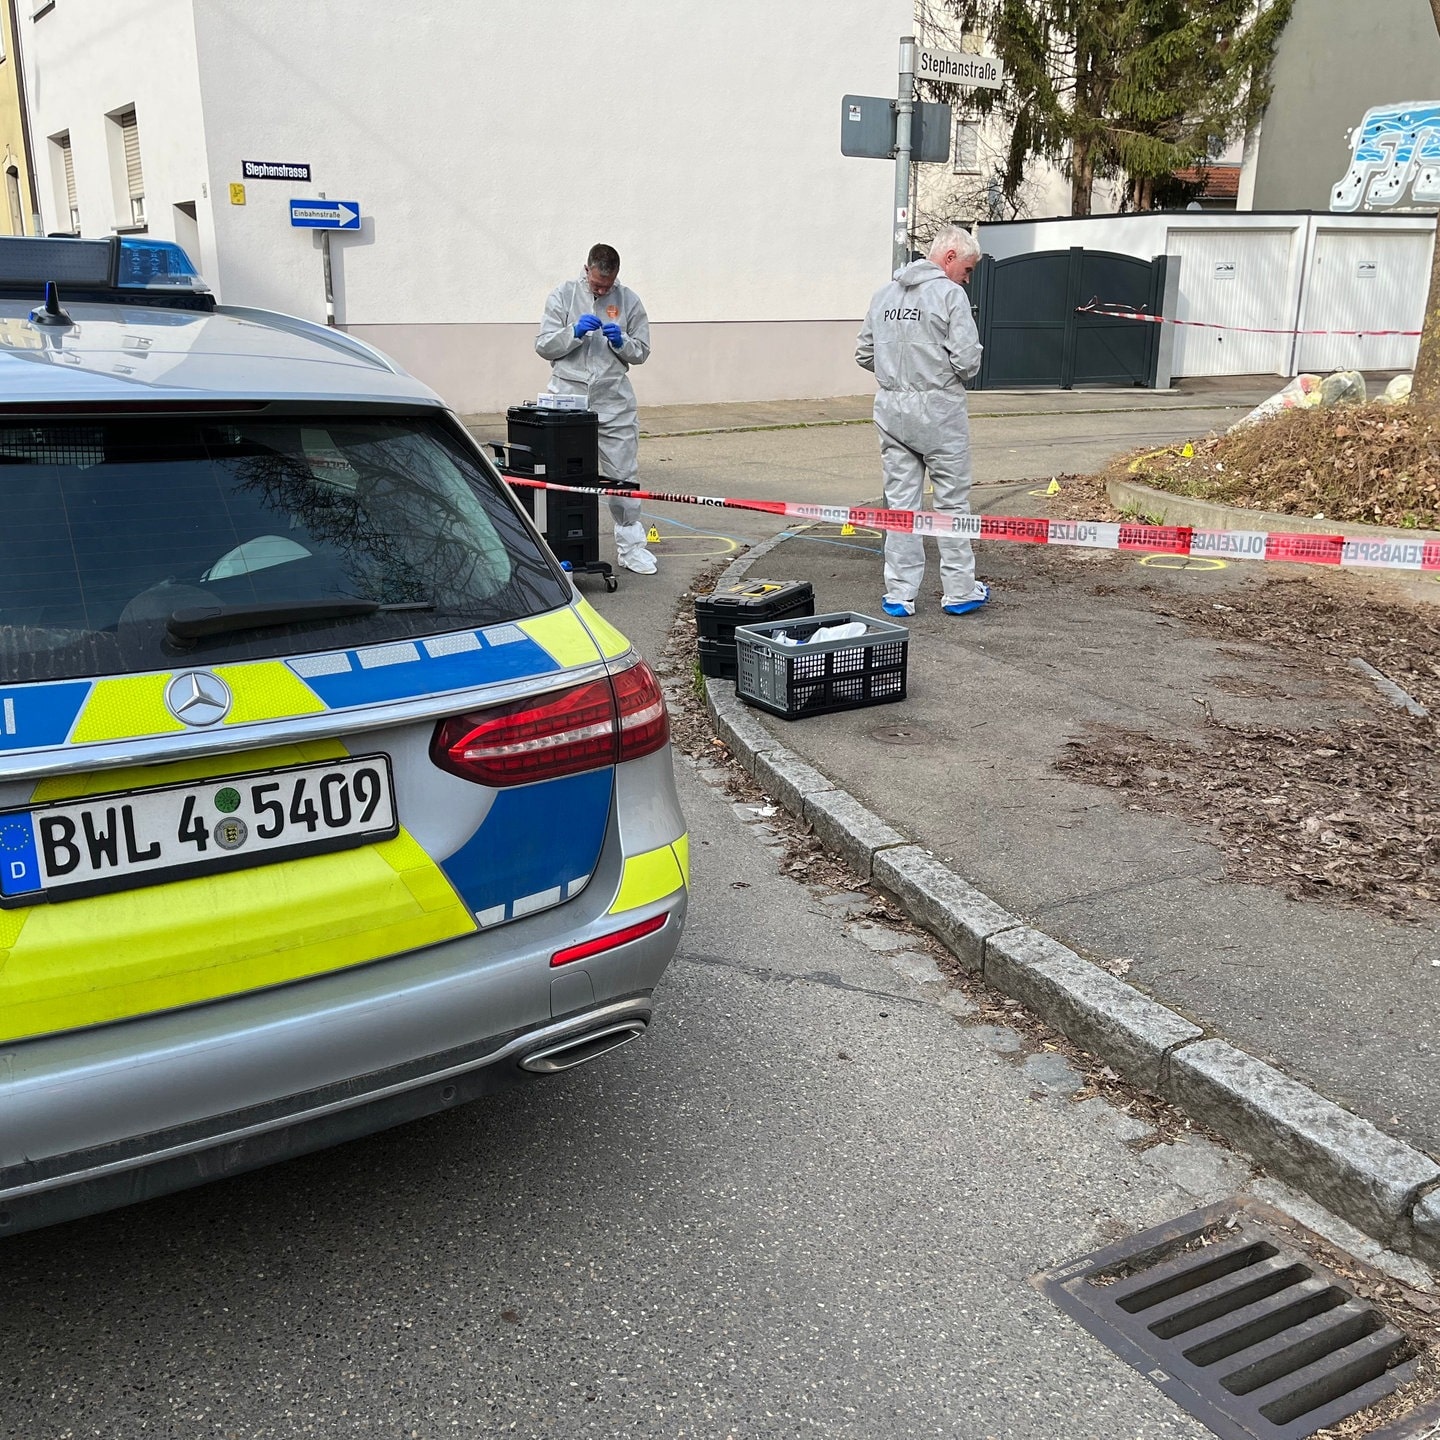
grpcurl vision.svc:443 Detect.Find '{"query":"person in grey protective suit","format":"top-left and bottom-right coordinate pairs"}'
top-left (856, 224), bottom-right (987, 617)
top-left (535, 243), bottom-right (656, 574)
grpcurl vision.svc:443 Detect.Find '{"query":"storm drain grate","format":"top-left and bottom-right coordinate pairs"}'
top-left (1033, 1198), bottom-right (1419, 1440)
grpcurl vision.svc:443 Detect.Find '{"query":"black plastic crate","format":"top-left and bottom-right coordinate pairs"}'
top-left (734, 612), bottom-right (908, 720)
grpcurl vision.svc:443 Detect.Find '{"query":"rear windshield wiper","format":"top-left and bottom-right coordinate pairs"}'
top-left (166, 597), bottom-right (433, 643)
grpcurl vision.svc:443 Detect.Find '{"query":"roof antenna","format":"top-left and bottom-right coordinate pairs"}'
top-left (30, 281), bottom-right (74, 327)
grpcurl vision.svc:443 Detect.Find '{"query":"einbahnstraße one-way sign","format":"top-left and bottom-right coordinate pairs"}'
top-left (289, 199), bottom-right (361, 230)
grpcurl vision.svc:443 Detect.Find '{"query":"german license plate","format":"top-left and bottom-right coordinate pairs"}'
top-left (0, 755), bottom-right (398, 906)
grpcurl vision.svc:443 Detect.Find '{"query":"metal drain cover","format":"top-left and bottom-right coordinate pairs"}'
top-left (1033, 1198), bottom-right (1418, 1440)
top-left (868, 724), bottom-right (931, 746)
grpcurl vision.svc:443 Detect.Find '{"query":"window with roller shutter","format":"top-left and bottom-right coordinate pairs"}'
top-left (118, 109), bottom-right (144, 226)
top-left (53, 131), bottom-right (78, 233)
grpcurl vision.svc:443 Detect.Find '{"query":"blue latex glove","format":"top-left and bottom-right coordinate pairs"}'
top-left (573, 313), bottom-right (602, 337)
top-left (602, 321), bottom-right (624, 348)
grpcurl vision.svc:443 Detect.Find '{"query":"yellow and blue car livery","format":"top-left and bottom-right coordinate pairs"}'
top-left (0, 235), bottom-right (688, 1235)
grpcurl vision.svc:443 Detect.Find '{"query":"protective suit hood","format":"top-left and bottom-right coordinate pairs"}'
top-left (894, 258), bottom-right (948, 289)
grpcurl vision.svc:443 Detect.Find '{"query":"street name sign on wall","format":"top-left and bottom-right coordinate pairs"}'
top-left (289, 200), bottom-right (361, 230)
top-left (243, 159), bottom-right (311, 182)
top-left (917, 45), bottom-right (1004, 91)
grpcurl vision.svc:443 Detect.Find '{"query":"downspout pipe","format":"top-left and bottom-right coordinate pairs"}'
top-left (10, 0), bottom-right (43, 232)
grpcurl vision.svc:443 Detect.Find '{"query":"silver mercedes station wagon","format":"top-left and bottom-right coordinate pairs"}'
top-left (0, 236), bottom-right (687, 1235)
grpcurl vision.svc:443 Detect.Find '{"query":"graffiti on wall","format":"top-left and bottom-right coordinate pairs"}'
top-left (1331, 102), bottom-right (1440, 211)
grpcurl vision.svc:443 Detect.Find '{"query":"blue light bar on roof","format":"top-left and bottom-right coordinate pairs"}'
top-left (116, 237), bottom-right (208, 291)
top-left (0, 235), bottom-right (211, 296)
top-left (0, 237), bottom-right (112, 287)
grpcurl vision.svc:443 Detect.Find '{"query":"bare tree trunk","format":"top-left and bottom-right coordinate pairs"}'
top-left (1412, 221), bottom-right (1440, 411)
top-left (1412, 0), bottom-right (1440, 409)
top-left (1071, 138), bottom-right (1094, 216)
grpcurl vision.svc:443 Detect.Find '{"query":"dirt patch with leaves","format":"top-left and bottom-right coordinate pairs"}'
top-left (1112, 402), bottom-right (1440, 531)
top-left (655, 557), bottom-right (733, 763)
top-left (1055, 576), bottom-right (1440, 919)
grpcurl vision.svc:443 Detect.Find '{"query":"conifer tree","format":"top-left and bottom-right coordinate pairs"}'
top-left (937, 0), bottom-right (1291, 216)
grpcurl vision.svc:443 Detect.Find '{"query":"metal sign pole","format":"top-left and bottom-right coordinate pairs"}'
top-left (318, 189), bottom-right (336, 327)
top-left (893, 35), bottom-right (916, 275)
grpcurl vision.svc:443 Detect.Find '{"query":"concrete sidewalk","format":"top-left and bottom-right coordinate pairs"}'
top-left (461, 375), bottom-right (1284, 443)
top-left (641, 381), bottom-right (1440, 1265)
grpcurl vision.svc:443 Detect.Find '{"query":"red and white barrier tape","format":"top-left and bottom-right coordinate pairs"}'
top-left (504, 476), bottom-right (1440, 574)
top-left (1075, 300), bottom-right (1421, 338)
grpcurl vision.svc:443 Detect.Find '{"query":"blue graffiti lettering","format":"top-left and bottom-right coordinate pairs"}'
top-left (1332, 102), bottom-right (1440, 212)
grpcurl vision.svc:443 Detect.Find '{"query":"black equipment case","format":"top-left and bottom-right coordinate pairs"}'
top-left (491, 405), bottom-right (617, 591)
top-left (694, 578), bottom-right (815, 680)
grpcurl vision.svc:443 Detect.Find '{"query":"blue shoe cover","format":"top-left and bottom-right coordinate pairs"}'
top-left (942, 583), bottom-right (990, 616)
top-left (881, 600), bottom-right (913, 618)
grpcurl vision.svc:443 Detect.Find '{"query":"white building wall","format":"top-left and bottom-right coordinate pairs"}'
top-left (23, 0), bottom-right (212, 272)
top-left (20, 0), bottom-right (907, 412)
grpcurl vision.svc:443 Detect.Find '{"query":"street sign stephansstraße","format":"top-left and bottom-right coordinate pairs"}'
top-left (917, 45), bottom-right (1004, 91)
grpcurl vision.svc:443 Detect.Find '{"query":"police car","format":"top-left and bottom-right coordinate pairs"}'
top-left (0, 236), bottom-right (688, 1234)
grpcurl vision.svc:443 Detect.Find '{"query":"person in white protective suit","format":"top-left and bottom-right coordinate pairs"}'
top-left (535, 243), bottom-right (656, 574)
top-left (856, 225), bottom-right (988, 617)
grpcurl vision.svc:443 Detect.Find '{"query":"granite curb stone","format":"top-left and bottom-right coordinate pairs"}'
top-left (701, 548), bottom-right (1440, 1267)
top-left (872, 846), bottom-right (1020, 973)
top-left (1411, 1189), bottom-right (1440, 1254)
top-left (1162, 1039), bottom-right (1440, 1250)
top-left (706, 683), bottom-right (780, 776)
top-left (802, 789), bottom-right (909, 881)
top-left (1107, 476), bottom-right (1440, 546)
top-left (984, 926), bottom-right (1203, 1092)
top-left (753, 749), bottom-right (837, 815)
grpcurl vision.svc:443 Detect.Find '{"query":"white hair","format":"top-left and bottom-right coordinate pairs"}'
top-left (928, 224), bottom-right (981, 263)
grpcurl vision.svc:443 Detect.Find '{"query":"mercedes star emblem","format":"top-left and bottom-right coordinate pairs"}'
top-left (164, 670), bottom-right (233, 727)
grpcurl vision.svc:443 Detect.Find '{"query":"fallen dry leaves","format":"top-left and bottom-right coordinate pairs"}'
top-left (1056, 579), bottom-right (1439, 919)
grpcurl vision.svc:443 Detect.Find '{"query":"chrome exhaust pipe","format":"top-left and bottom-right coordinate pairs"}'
top-left (519, 1019), bottom-right (648, 1074)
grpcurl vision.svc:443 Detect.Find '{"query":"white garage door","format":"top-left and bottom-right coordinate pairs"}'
top-left (1166, 229), bottom-right (1299, 377)
top-left (1296, 230), bottom-right (1431, 374)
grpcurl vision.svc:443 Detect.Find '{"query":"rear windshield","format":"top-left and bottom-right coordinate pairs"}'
top-left (0, 413), bottom-right (571, 682)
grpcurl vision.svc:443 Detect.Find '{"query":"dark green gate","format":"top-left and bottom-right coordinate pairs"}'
top-left (967, 247), bottom-right (1171, 390)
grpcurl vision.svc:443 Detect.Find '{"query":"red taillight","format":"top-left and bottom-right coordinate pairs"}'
top-left (613, 658), bottom-right (669, 762)
top-left (431, 659), bottom-right (669, 787)
top-left (552, 912), bottom-right (668, 966)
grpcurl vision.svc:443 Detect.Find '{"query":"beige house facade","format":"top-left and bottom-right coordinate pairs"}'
top-left (0, 0), bottom-right (37, 235)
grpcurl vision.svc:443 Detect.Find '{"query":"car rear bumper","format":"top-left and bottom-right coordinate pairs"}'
top-left (0, 886), bottom-right (684, 1237)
